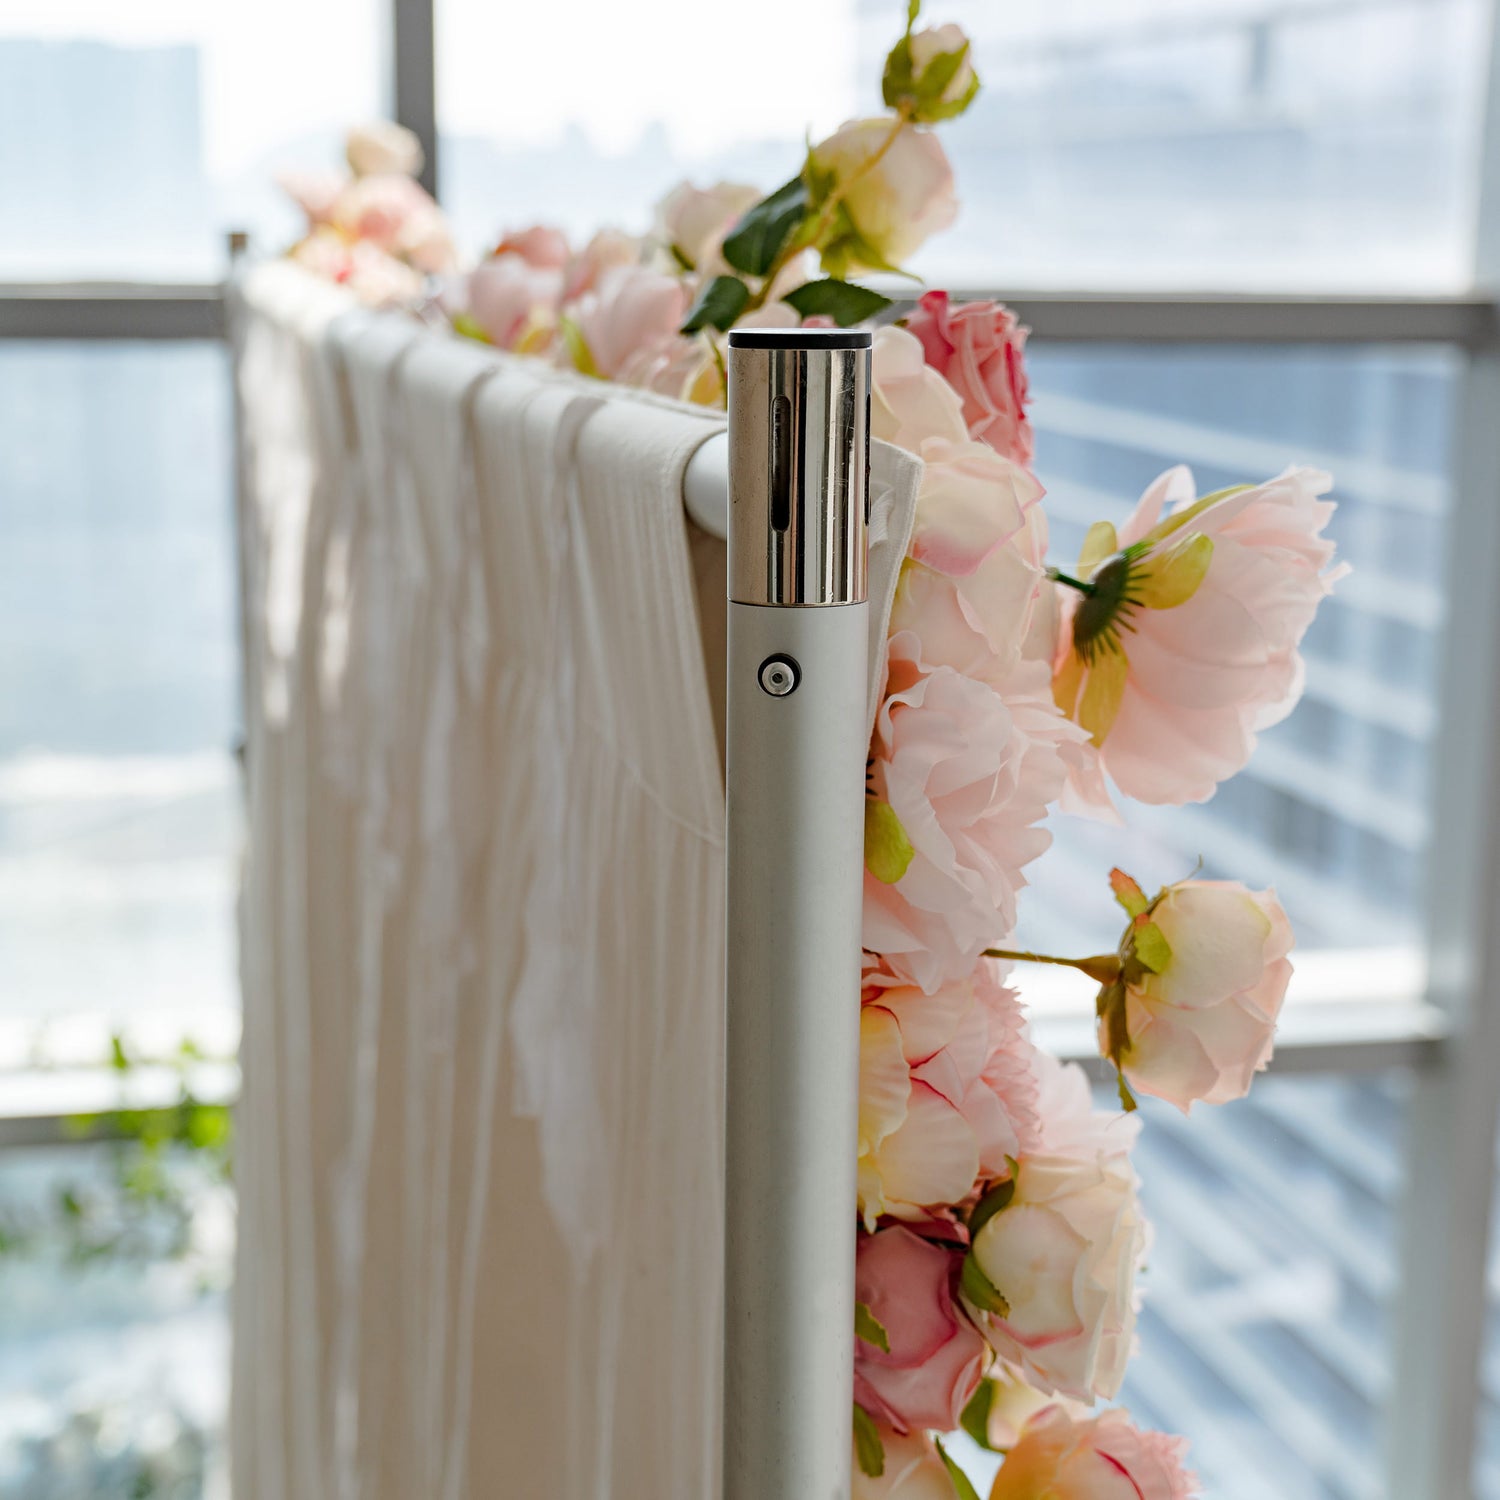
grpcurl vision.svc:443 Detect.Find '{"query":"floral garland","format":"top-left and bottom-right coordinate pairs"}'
top-left (280, 8), bottom-right (1345, 1495)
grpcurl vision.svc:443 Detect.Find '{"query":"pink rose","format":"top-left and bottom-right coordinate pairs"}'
top-left (906, 437), bottom-right (1043, 581)
top-left (652, 179), bottom-right (761, 273)
top-left (563, 228), bottom-right (643, 301)
top-left (493, 224), bottom-right (571, 269)
top-left (968, 1055), bottom-right (1146, 1403)
top-left (864, 640), bottom-right (1085, 993)
top-left (858, 960), bottom-right (1040, 1227)
top-left (854, 1226), bottom-right (987, 1434)
top-left (812, 119), bottom-right (958, 272)
top-left (568, 264), bottom-right (689, 381)
top-left (1052, 464), bottom-right (1346, 805)
top-left (332, 173), bottom-right (456, 274)
top-left (905, 291), bottom-right (1034, 466)
top-left (887, 485), bottom-right (1046, 687)
top-left (465, 255), bottom-right (564, 351)
top-left (1102, 874), bottom-right (1292, 1110)
top-left (871, 325), bottom-right (968, 456)
top-left (990, 1407), bottom-right (1198, 1500)
top-left (852, 1426), bottom-right (955, 1500)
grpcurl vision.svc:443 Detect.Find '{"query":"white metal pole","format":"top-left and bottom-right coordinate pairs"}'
top-left (723, 328), bottom-right (871, 1500)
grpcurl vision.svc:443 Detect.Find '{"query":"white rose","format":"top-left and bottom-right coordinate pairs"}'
top-left (652, 179), bottom-right (761, 273)
top-left (908, 23), bottom-right (979, 106)
top-left (345, 120), bottom-right (424, 179)
top-left (812, 118), bottom-right (957, 271)
top-left (971, 1140), bottom-right (1147, 1401)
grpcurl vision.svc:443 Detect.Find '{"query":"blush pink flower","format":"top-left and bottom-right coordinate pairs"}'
top-left (1100, 872), bottom-right (1293, 1111)
top-left (492, 224), bottom-right (571, 269)
top-left (852, 1427), bottom-right (955, 1500)
top-left (906, 438), bottom-right (1044, 581)
top-left (566, 264), bottom-right (690, 381)
top-left (968, 1052), bottom-right (1146, 1402)
top-left (904, 291), bottom-right (1034, 467)
top-left (563, 228), bottom-right (643, 301)
top-left (871, 325), bottom-right (969, 456)
top-left (854, 1226), bottom-right (987, 1435)
top-left (1052, 465), bottom-right (1346, 805)
top-left (887, 439), bottom-right (1048, 685)
top-left (990, 1407), bottom-right (1198, 1500)
top-left (858, 960), bottom-right (1041, 1228)
top-left (615, 333), bottom-right (721, 406)
top-left (332, 173), bottom-right (456, 274)
top-left (864, 639), bottom-right (1086, 993)
top-left (464, 254), bottom-right (564, 351)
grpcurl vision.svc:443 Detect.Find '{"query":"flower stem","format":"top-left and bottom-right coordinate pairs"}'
top-left (984, 948), bottom-right (1121, 985)
top-left (1048, 568), bottom-right (1097, 597)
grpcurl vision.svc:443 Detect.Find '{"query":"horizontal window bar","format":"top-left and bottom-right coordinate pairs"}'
top-left (0, 283), bottom-right (226, 340)
top-left (1, 283), bottom-right (1497, 347)
top-left (897, 291), bottom-right (1500, 348)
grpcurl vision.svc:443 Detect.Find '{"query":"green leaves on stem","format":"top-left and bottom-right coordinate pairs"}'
top-left (721, 175), bottom-right (809, 278)
top-left (782, 278), bottom-right (893, 326)
top-left (882, 0), bottom-right (981, 124)
top-left (855, 1299), bottom-right (891, 1353)
top-left (959, 1378), bottom-right (1001, 1452)
top-left (681, 275), bottom-right (750, 334)
top-left (935, 1437), bottom-right (983, 1500)
top-left (853, 1403), bottom-right (885, 1478)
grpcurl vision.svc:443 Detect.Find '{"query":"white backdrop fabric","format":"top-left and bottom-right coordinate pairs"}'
top-left (229, 261), bottom-right (920, 1500)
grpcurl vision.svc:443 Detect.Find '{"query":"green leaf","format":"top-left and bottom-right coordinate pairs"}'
top-left (855, 1300), bottom-right (891, 1353)
top-left (668, 241), bottom-right (696, 273)
top-left (959, 1378), bottom-right (998, 1452)
top-left (881, 34), bottom-right (916, 111)
top-left (782, 278), bottom-right (893, 327)
top-left (853, 1403), bottom-right (886, 1478)
top-left (960, 1250), bottom-right (1009, 1317)
top-left (721, 176), bottom-right (809, 278)
top-left (966, 1173), bottom-right (1017, 1243)
top-left (935, 1437), bottom-right (983, 1500)
top-left (865, 799), bottom-right (916, 885)
top-left (681, 274), bottom-right (751, 334)
top-left (559, 315), bottom-right (600, 379)
top-left (450, 311), bottom-right (491, 345)
top-left (1132, 919), bottom-right (1172, 974)
top-left (1116, 1068), bottom-right (1139, 1113)
top-left (906, 0), bottom-right (921, 29)
top-left (110, 1035), bottom-right (130, 1072)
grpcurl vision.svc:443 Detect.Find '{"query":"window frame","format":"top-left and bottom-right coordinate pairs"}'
top-left (2, 0), bottom-right (1498, 1491)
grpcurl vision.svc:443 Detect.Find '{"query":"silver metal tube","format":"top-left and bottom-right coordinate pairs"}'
top-left (723, 328), bottom-right (871, 1500)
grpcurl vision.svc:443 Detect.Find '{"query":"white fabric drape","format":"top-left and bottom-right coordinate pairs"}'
top-left (229, 262), bottom-right (920, 1500)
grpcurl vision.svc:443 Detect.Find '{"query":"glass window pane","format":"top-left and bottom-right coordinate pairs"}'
top-left (950, 1072), bottom-right (1410, 1500)
top-left (1017, 344), bottom-right (1455, 980)
top-left (439, 0), bottom-right (1486, 291)
top-left (0, 342), bottom-right (240, 1028)
top-left (0, 1), bottom-right (384, 279)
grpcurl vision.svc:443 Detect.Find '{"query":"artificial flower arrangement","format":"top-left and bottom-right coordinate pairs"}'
top-left (279, 8), bottom-right (1345, 1495)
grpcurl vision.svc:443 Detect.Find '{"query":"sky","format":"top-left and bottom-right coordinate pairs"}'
top-left (0, 0), bottom-right (861, 169)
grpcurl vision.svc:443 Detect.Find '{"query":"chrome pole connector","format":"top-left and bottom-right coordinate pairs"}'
top-left (727, 328), bottom-right (871, 608)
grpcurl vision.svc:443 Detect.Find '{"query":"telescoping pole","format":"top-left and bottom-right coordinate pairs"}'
top-left (723, 327), bottom-right (872, 1500)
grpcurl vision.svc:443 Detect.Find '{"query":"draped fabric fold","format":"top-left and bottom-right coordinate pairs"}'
top-left (229, 262), bottom-right (921, 1500)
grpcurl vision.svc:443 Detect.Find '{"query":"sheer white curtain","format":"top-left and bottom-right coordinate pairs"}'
top-left (229, 262), bottom-right (919, 1500)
